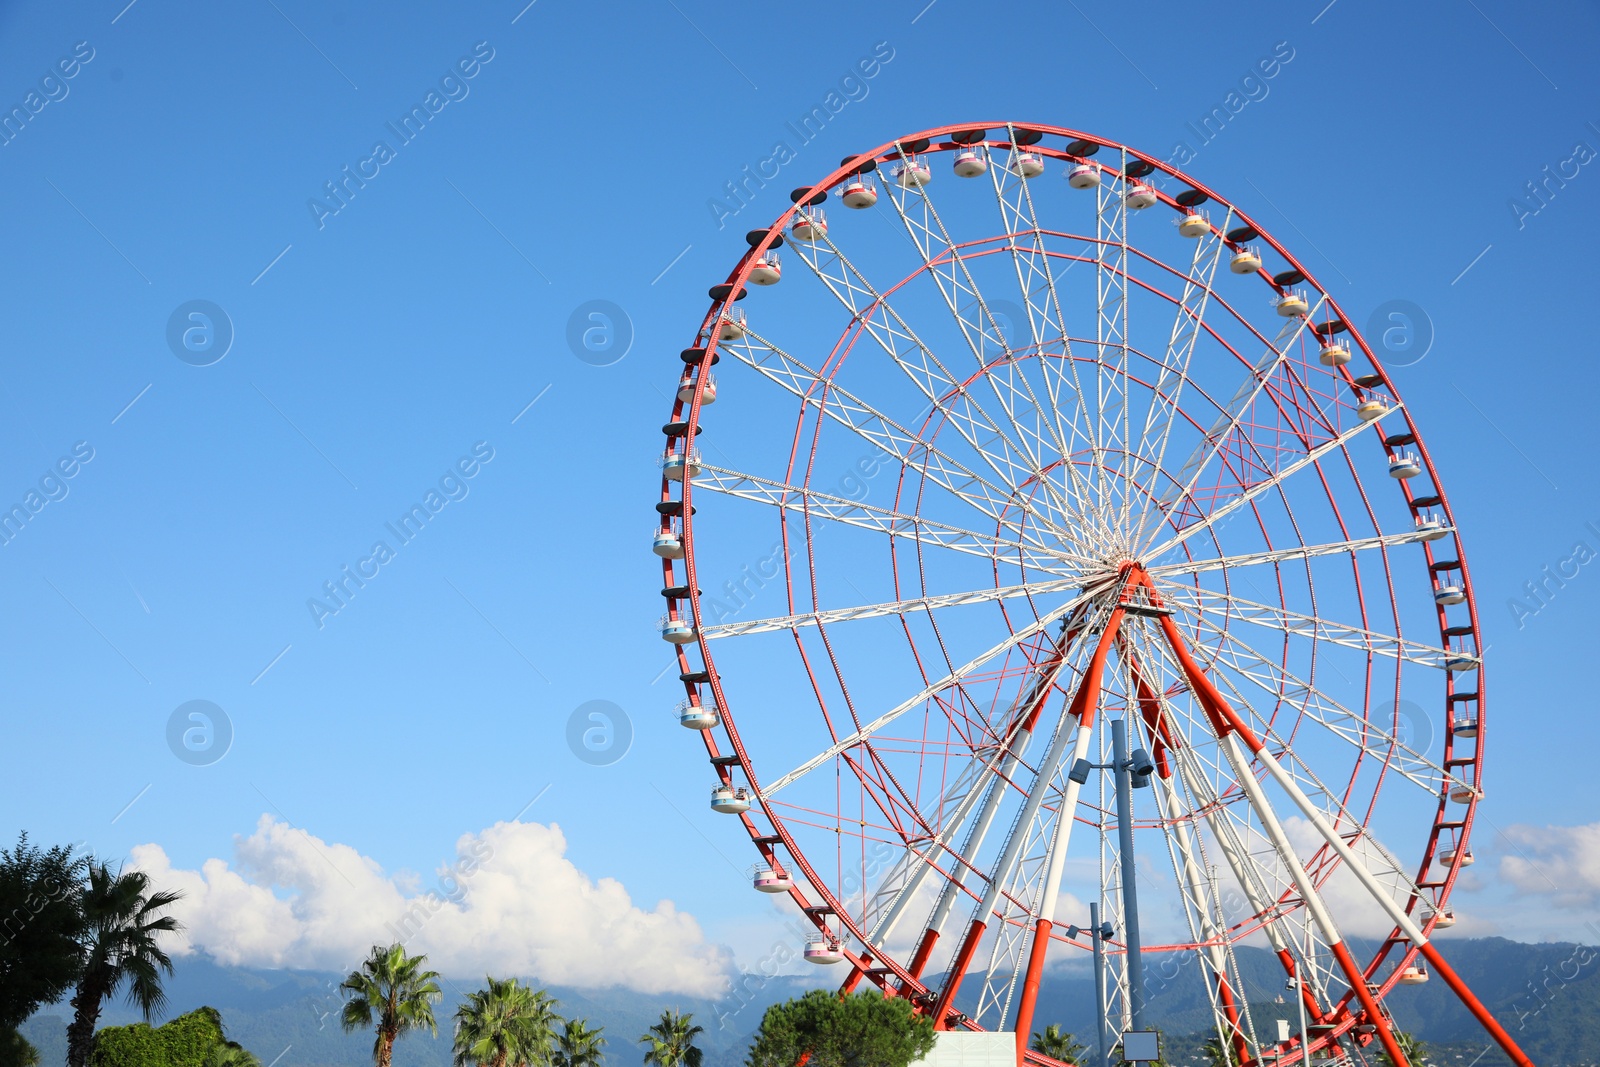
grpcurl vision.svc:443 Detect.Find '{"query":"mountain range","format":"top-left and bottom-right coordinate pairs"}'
top-left (21, 938), bottom-right (1599, 1067)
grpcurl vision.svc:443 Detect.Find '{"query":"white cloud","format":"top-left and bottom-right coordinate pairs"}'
top-left (132, 815), bottom-right (734, 996)
top-left (1499, 821), bottom-right (1600, 909)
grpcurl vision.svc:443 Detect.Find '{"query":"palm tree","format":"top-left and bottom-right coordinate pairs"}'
top-left (339, 944), bottom-right (444, 1067)
top-left (639, 1010), bottom-right (703, 1067)
top-left (553, 1019), bottom-right (605, 1067)
top-left (453, 978), bottom-right (560, 1067)
top-left (4, 1029), bottom-right (41, 1067)
top-left (1029, 1024), bottom-right (1085, 1066)
top-left (204, 1042), bottom-right (263, 1067)
top-left (1199, 1035), bottom-right (1237, 1067)
top-left (64, 861), bottom-right (184, 1067)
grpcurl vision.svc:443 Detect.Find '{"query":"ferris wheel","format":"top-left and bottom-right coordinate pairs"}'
top-left (651, 123), bottom-right (1529, 1067)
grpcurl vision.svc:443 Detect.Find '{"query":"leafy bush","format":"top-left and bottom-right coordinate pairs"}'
top-left (746, 991), bottom-right (935, 1067)
top-left (88, 1008), bottom-right (227, 1067)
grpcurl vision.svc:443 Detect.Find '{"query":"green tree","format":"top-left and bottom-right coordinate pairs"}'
top-left (453, 978), bottom-right (559, 1067)
top-left (65, 861), bottom-right (183, 1067)
top-left (339, 944), bottom-right (444, 1067)
top-left (639, 1010), bottom-right (703, 1067)
top-left (554, 1019), bottom-right (605, 1067)
top-left (1378, 1031), bottom-right (1428, 1067)
top-left (1198, 1035), bottom-right (1235, 1067)
top-left (88, 1007), bottom-right (236, 1067)
top-left (1030, 1025), bottom-right (1085, 1065)
top-left (1, 1030), bottom-right (41, 1067)
top-left (0, 834), bottom-right (89, 1037)
top-left (745, 991), bottom-right (935, 1067)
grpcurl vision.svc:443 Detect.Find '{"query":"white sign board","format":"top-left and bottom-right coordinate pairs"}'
top-left (916, 1032), bottom-right (1015, 1067)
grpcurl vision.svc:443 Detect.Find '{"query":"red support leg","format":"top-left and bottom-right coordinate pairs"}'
top-left (1419, 943), bottom-right (1535, 1067)
top-left (1329, 941), bottom-right (1412, 1067)
top-left (907, 927), bottom-right (939, 981)
top-left (1013, 919), bottom-right (1053, 1062)
top-left (933, 918), bottom-right (986, 1029)
top-left (1214, 973), bottom-right (1250, 1066)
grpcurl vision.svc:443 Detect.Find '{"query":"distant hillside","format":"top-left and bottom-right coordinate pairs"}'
top-left (22, 938), bottom-right (1600, 1067)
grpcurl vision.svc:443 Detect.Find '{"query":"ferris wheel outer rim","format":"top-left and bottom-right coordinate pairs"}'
top-left (656, 121), bottom-right (1485, 1039)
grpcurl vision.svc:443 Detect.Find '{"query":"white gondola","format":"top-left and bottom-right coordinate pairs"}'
top-left (791, 208), bottom-right (827, 242)
top-left (1009, 151), bottom-right (1045, 178)
top-left (677, 699), bottom-right (719, 730)
top-left (1431, 907), bottom-right (1457, 928)
top-left (804, 937), bottom-right (845, 964)
top-left (1068, 163), bottom-right (1101, 189)
top-left (1177, 212), bottom-right (1211, 238)
top-left (1275, 289), bottom-right (1310, 317)
top-left (1440, 845), bottom-right (1475, 866)
top-left (677, 372), bottom-right (717, 404)
top-left (751, 863), bottom-right (794, 893)
top-left (1416, 513), bottom-right (1449, 540)
top-left (1444, 651), bottom-right (1477, 673)
top-left (660, 447), bottom-right (702, 482)
top-left (1433, 583), bottom-right (1466, 606)
top-left (1449, 781), bottom-right (1481, 803)
top-left (892, 157), bottom-right (932, 187)
top-left (1229, 247), bottom-right (1263, 273)
top-left (710, 783), bottom-right (751, 814)
top-left (659, 613), bottom-right (696, 644)
top-left (1388, 453), bottom-right (1423, 479)
top-left (1398, 965), bottom-right (1429, 986)
top-left (1356, 398), bottom-right (1389, 422)
top-left (651, 525), bottom-right (684, 560)
top-left (716, 307), bottom-right (747, 341)
top-left (1452, 714), bottom-right (1479, 738)
top-left (1319, 341), bottom-right (1351, 366)
top-left (748, 250), bottom-right (781, 285)
top-left (1123, 182), bottom-right (1157, 208)
top-left (952, 149), bottom-right (987, 178)
top-left (839, 176), bottom-right (878, 209)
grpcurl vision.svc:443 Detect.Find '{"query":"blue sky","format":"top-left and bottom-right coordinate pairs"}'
top-left (3, 0), bottom-right (1599, 985)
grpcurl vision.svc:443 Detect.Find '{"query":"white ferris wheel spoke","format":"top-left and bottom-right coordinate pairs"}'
top-left (691, 463), bottom-right (1089, 574)
top-left (1153, 293), bottom-right (1330, 517)
top-left (699, 572), bottom-right (1095, 640)
top-left (1139, 407), bottom-right (1402, 564)
top-left (1156, 581), bottom-right (1460, 669)
top-left (875, 147), bottom-right (1088, 541)
top-left (1092, 153), bottom-right (1138, 537)
top-left (1177, 612), bottom-right (1457, 793)
top-left (1148, 525), bottom-right (1451, 578)
top-left (1129, 226), bottom-right (1233, 550)
top-left (758, 588), bottom-right (1108, 798)
top-left (724, 324), bottom-right (1064, 534)
top-left (982, 134), bottom-right (1101, 514)
top-left (790, 210), bottom-right (1074, 535)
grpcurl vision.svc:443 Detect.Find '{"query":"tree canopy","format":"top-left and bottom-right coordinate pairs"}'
top-left (340, 944), bottom-right (443, 1067)
top-left (87, 1007), bottom-right (229, 1067)
top-left (1030, 1024), bottom-right (1085, 1066)
top-left (745, 991), bottom-right (934, 1067)
top-left (0, 833), bottom-right (89, 1035)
